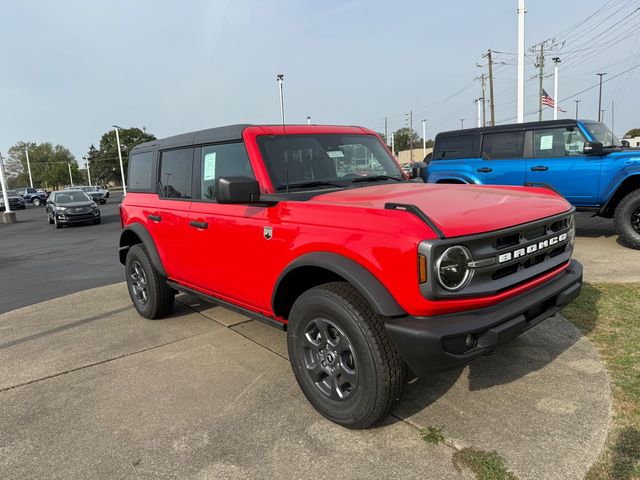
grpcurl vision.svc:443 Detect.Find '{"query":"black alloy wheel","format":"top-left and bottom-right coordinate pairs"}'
top-left (125, 244), bottom-right (175, 319)
top-left (301, 318), bottom-right (358, 401)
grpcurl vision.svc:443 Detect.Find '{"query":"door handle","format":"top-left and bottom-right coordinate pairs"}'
top-left (190, 220), bottom-right (208, 229)
top-left (530, 166), bottom-right (549, 171)
top-left (147, 214), bottom-right (161, 222)
top-left (477, 167), bottom-right (492, 173)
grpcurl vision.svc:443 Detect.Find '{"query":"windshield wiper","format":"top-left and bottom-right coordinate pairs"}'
top-left (276, 180), bottom-right (344, 191)
top-left (351, 175), bottom-right (404, 183)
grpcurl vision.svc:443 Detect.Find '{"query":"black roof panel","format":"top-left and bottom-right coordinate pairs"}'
top-left (132, 124), bottom-right (252, 152)
top-left (436, 119), bottom-right (593, 138)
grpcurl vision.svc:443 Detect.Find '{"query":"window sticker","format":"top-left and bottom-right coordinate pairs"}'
top-left (539, 135), bottom-right (554, 150)
top-left (327, 150), bottom-right (345, 158)
top-left (203, 152), bottom-right (217, 180)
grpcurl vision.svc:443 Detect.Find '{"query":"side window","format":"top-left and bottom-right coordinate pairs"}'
top-left (128, 151), bottom-right (154, 191)
top-left (532, 128), bottom-right (586, 158)
top-left (433, 135), bottom-right (475, 160)
top-left (200, 143), bottom-right (254, 200)
top-left (481, 132), bottom-right (524, 160)
top-left (159, 148), bottom-right (193, 199)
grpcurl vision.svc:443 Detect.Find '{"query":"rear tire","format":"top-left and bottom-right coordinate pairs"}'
top-left (614, 190), bottom-right (640, 250)
top-left (125, 244), bottom-right (175, 319)
top-left (287, 282), bottom-right (407, 429)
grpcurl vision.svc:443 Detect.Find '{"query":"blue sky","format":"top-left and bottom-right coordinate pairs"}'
top-left (1, 0), bottom-right (639, 161)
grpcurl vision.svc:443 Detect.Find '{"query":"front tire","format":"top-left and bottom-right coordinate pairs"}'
top-left (287, 282), bottom-right (407, 429)
top-left (614, 190), bottom-right (640, 249)
top-left (125, 244), bottom-right (175, 319)
top-left (32, 198), bottom-right (41, 207)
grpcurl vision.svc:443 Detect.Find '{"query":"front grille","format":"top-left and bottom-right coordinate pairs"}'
top-left (418, 210), bottom-right (574, 299)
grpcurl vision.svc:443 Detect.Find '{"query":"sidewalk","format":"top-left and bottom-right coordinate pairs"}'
top-left (0, 284), bottom-right (611, 479)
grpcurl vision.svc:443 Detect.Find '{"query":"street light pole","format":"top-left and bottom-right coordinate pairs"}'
top-left (391, 132), bottom-right (395, 156)
top-left (85, 156), bottom-right (92, 186)
top-left (113, 125), bottom-right (127, 195)
top-left (0, 153), bottom-right (12, 214)
top-left (68, 163), bottom-right (74, 187)
top-left (596, 73), bottom-right (607, 122)
top-left (306, 116), bottom-right (311, 125)
top-left (574, 100), bottom-right (581, 120)
top-left (460, 119), bottom-right (465, 130)
top-left (552, 57), bottom-right (561, 120)
top-left (517, 0), bottom-right (526, 123)
top-left (25, 149), bottom-right (33, 188)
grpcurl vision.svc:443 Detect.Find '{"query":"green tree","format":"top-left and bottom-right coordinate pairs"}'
top-left (89, 127), bottom-right (156, 185)
top-left (6, 142), bottom-right (79, 189)
top-left (624, 128), bottom-right (640, 138)
top-left (392, 127), bottom-right (422, 152)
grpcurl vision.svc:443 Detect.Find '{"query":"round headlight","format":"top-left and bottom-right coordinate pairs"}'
top-left (436, 246), bottom-right (473, 291)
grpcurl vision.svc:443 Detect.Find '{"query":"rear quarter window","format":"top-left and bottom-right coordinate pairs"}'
top-left (128, 151), bottom-right (154, 192)
top-left (433, 135), bottom-right (477, 160)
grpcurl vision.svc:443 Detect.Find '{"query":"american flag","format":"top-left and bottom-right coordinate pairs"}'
top-left (541, 89), bottom-right (566, 112)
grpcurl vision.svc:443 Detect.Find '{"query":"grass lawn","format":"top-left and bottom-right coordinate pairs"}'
top-left (562, 282), bottom-right (640, 479)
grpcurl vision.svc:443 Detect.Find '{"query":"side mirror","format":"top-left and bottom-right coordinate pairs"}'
top-left (410, 161), bottom-right (428, 181)
top-left (583, 141), bottom-right (604, 155)
top-left (215, 177), bottom-right (261, 204)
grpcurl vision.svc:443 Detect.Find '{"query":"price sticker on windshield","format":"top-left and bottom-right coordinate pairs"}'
top-left (327, 151), bottom-right (345, 158)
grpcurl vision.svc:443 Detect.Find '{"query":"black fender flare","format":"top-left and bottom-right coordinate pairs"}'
top-left (273, 252), bottom-right (406, 317)
top-left (118, 223), bottom-right (167, 277)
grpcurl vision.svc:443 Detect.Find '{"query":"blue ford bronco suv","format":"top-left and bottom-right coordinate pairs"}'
top-left (424, 119), bottom-right (640, 249)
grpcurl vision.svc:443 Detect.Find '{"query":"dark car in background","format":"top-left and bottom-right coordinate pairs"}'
top-left (15, 187), bottom-right (47, 206)
top-left (0, 190), bottom-right (26, 211)
top-left (45, 190), bottom-right (101, 228)
top-left (67, 186), bottom-right (107, 204)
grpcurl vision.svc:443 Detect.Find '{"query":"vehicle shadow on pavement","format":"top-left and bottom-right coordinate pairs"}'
top-left (395, 287), bottom-right (600, 421)
top-left (575, 213), bottom-right (616, 239)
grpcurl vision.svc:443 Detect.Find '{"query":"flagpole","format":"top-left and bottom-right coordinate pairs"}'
top-left (553, 57), bottom-right (560, 120)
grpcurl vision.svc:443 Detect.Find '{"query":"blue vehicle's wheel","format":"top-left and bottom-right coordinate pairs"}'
top-left (614, 190), bottom-right (640, 250)
top-left (32, 197), bottom-right (41, 207)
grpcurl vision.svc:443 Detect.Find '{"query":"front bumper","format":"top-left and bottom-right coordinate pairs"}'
top-left (56, 211), bottom-right (100, 224)
top-left (384, 260), bottom-right (583, 377)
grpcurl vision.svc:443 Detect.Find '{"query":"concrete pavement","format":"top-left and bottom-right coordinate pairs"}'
top-left (0, 284), bottom-right (611, 479)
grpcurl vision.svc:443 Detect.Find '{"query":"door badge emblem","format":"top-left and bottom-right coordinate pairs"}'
top-left (263, 226), bottom-right (273, 240)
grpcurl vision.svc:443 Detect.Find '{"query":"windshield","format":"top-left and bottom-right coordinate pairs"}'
top-left (56, 191), bottom-right (91, 203)
top-left (256, 134), bottom-right (403, 190)
top-left (81, 187), bottom-right (95, 192)
top-left (5, 190), bottom-right (19, 196)
top-left (583, 122), bottom-right (621, 147)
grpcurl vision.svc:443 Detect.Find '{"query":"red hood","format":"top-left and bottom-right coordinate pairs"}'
top-left (307, 183), bottom-right (572, 238)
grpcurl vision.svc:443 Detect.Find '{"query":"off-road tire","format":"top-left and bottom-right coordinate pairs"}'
top-left (125, 244), bottom-right (175, 319)
top-left (287, 282), bottom-right (407, 429)
top-left (614, 190), bottom-right (640, 249)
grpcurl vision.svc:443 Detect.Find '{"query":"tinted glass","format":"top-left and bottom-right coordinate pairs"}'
top-left (56, 191), bottom-right (91, 203)
top-left (129, 151), bottom-right (154, 191)
top-left (257, 134), bottom-right (402, 190)
top-left (200, 143), bottom-right (254, 200)
top-left (583, 121), bottom-right (621, 147)
top-left (433, 135), bottom-right (476, 160)
top-left (159, 148), bottom-right (193, 199)
top-left (532, 128), bottom-right (586, 157)
top-left (481, 132), bottom-right (524, 159)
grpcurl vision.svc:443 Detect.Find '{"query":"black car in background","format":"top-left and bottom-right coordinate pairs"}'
top-left (66, 186), bottom-right (107, 204)
top-left (0, 190), bottom-right (26, 211)
top-left (45, 190), bottom-right (101, 228)
top-left (15, 187), bottom-right (47, 206)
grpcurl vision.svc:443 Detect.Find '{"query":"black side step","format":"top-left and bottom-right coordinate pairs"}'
top-left (384, 203), bottom-right (446, 239)
top-left (167, 281), bottom-right (287, 331)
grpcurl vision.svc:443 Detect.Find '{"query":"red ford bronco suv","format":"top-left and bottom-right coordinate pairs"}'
top-left (119, 124), bottom-right (582, 428)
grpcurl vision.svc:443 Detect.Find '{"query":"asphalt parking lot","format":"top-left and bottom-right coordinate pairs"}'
top-left (0, 192), bottom-right (124, 314)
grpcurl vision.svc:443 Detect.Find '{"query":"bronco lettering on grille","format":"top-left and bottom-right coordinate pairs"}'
top-left (497, 233), bottom-right (568, 264)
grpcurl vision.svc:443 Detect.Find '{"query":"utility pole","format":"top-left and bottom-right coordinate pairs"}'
top-left (483, 49), bottom-right (496, 125)
top-left (597, 73), bottom-right (607, 122)
top-left (536, 42), bottom-right (545, 121)
top-left (422, 119), bottom-right (426, 158)
top-left (25, 149), bottom-right (33, 188)
top-left (517, 0), bottom-right (526, 123)
top-left (384, 117), bottom-right (388, 145)
top-left (553, 57), bottom-right (561, 120)
top-left (306, 116), bottom-right (311, 125)
top-left (405, 110), bottom-right (413, 162)
top-left (476, 98), bottom-right (482, 128)
top-left (460, 119), bottom-right (465, 129)
top-left (67, 163), bottom-right (74, 187)
top-left (611, 101), bottom-right (615, 136)
top-left (391, 132), bottom-right (395, 156)
top-left (574, 100), bottom-right (581, 119)
top-left (113, 125), bottom-right (127, 195)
